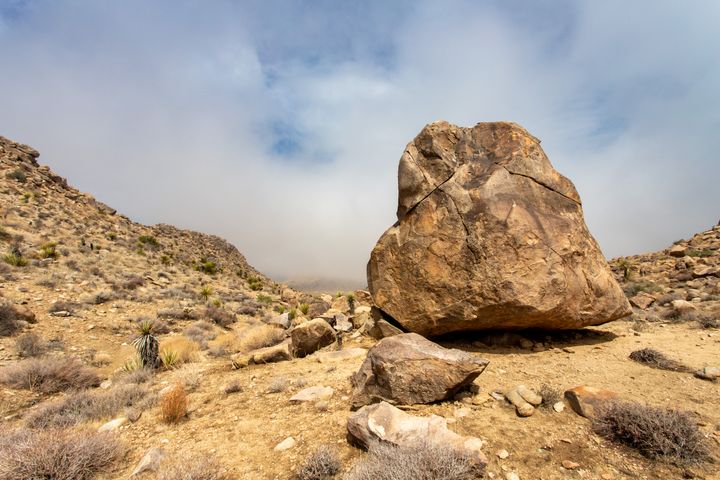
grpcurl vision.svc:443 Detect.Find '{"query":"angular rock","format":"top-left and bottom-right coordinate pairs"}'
top-left (367, 318), bottom-right (404, 340)
top-left (13, 305), bottom-right (36, 324)
top-left (290, 386), bottom-right (334, 403)
top-left (668, 244), bottom-right (687, 257)
top-left (629, 292), bottom-right (655, 310)
top-left (312, 348), bottom-right (367, 363)
top-left (347, 401), bottom-right (487, 465)
top-left (564, 386), bottom-right (619, 419)
top-left (333, 313), bottom-right (353, 332)
top-left (97, 417), bottom-right (127, 432)
top-left (231, 339), bottom-right (292, 368)
top-left (504, 387), bottom-right (535, 417)
top-left (290, 318), bottom-right (336, 358)
top-left (671, 299), bottom-right (697, 314)
top-left (274, 436), bottom-right (296, 451)
top-left (367, 121), bottom-right (631, 335)
top-left (131, 447), bottom-right (165, 477)
top-left (350, 333), bottom-right (488, 409)
top-left (268, 312), bottom-right (290, 329)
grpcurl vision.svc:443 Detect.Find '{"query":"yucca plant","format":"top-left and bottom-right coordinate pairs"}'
top-left (199, 285), bottom-right (213, 302)
top-left (132, 320), bottom-right (159, 369)
top-left (347, 293), bottom-right (356, 313)
top-left (161, 349), bottom-right (179, 369)
top-left (300, 303), bottom-right (310, 315)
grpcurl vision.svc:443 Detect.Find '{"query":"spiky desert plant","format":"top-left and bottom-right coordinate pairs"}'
top-left (132, 320), bottom-right (159, 369)
top-left (347, 293), bottom-right (356, 313)
top-left (199, 285), bottom-right (213, 302)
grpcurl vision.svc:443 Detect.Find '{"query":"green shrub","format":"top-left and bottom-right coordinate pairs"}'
top-left (686, 249), bottom-right (713, 258)
top-left (196, 259), bottom-right (217, 275)
top-left (623, 281), bottom-right (661, 297)
top-left (6, 169), bottom-right (27, 183)
top-left (199, 286), bottom-right (213, 301)
top-left (137, 235), bottom-right (159, 248)
top-left (288, 308), bottom-right (297, 321)
top-left (39, 242), bottom-right (58, 259)
top-left (106, 232), bottom-right (117, 241)
top-left (256, 293), bottom-right (273, 305)
top-left (247, 276), bottom-right (263, 291)
top-left (3, 252), bottom-right (27, 267)
top-left (300, 303), bottom-right (310, 315)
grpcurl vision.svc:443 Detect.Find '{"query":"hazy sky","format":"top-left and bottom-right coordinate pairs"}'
top-left (1, 1), bottom-right (718, 282)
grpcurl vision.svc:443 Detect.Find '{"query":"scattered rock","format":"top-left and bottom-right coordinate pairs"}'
top-left (367, 318), bottom-right (404, 339)
top-left (333, 313), bottom-right (353, 333)
top-left (564, 386), bottom-right (619, 419)
top-left (274, 436), bottom-right (296, 451)
top-left (504, 387), bottom-right (535, 417)
top-left (516, 385), bottom-right (542, 406)
top-left (231, 339), bottom-right (292, 368)
top-left (268, 312), bottom-right (290, 329)
top-left (562, 460), bottom-right (580, 470)
top-left (290, 318), bottom-right (336, 358)
top-left (629, 292), bottom-right (655, 310)
top-left (668, 244), bottom-right (687, 257)
top-left (505, 472), bottom-right (520, 480)
top-left (496, 449), bottom-right (509, 459)
top-left (98, 417), bottom-right (127, 432)
top-left (130, 447), bottom-right (165, 477)
top-left (671, 299), bottom-right (697, 314)
top-left (553, 402), bottom-right (565, 413)
top-left (350, 333), bottom-right (489, 409)
top-left (347, 401), bottom-right (487, 465)
top-left (367, 121), bottom-right (631, 335)
top-left (694, 366), bottom-right (719, 381)
top-left (13, 305), bottom-right (36, 323)
top-left (290, 386), bottom-right (334, 403)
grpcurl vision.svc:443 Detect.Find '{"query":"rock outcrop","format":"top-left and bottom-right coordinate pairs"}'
top-left (350, 333), bottom-right (488, 409)
top-left (368, 121), bottom-right (631, 335)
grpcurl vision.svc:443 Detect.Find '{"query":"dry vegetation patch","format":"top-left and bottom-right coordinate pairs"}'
top-left (629, 348), bottom-right (690, 372)
top-left (593, 401), bottom-right (709, 464)
top-left (0, 357), bottom-right (100, 393)
top-left (157, 452), bottom-right (227, 480)
top-left (25, 384), bottom-right (153, 428)
top-left (160, 383), bottom-right (188, 423)
top-left (294, 445), bottom-right (341, 480)
top-left (346, 440), bottom-right (484, 480)
top-left (0, 426), bottom-right (124, 480)
top-left (236, 323), bottom-right (285, 353)
top-left (0, 302), bottom-right (23, 336)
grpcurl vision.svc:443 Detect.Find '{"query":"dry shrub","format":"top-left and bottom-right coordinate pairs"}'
top-left (48, 300), bottom-right (78, 314)
top-left (0, 357), bottom-right (100, 393)
top-left (538, 384), bottom-right (562, 409)
top-left (25, 384), bottom-right (152, 428)
top-left (237, 324), bottom-right (285, 353)
top-left (160, 384), bottom-right (188, 423)
top-left (184, 321), bottom-right (217, 349)
top-left (593, 401), bottom-right (709, 464)
top-left (15, 332), bottom-right (46, 357)
top-left (267, 376), bottom-right (288, 393)
top-left (160, 337), bottom-right (199, 365)
top-left (629, 348), bottom-right (690, 372)
top-left (0, 426), bottom-right (123, 480)
top-left (158, 308), bottom-right (197, 320)
top-left (157, 452), bottom-right (227, 480)
top-left (697, 315), bottom-right (719, 329)
top-left (116, 367), bottom-right (153, 385)
top-left (0, 302), bottom-right (22, 336)
top-left (223, 381), bottom-right (242, 394)
top-left (204, 306), bottom-right (236, 328)
top-left (346, 440), bottom-right (484, 480)
top-left (295, 445), bottom-right (341, 480)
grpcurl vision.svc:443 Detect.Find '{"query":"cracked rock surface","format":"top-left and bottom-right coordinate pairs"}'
top-left (367, 121), bottom-right (631, 335)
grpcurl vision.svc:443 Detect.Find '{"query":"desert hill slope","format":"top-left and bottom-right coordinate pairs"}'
top-left (0, 135), bottom-right (718, 480)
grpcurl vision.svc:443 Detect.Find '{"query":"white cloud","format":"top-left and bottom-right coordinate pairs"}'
top-left (1, 0), bottom-right (718, 282)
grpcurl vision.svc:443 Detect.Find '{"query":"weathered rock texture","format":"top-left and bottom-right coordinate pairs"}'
top-left (368, 121), bottom-right (631, 335)
top-left (347, 401), bottom-right (487, 465)
top-left (350, 333), bottom-right (488, 409)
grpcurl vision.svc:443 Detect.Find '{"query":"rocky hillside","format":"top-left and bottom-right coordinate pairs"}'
top-left (609, 224), bottom-right (720, 327)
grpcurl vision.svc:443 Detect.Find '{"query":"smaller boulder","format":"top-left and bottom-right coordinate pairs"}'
top-left (333, 313), bottom-right (353, 333)
top-left (347, 401), bottom-right (487, 465)
top-left (268, 313), bottom-right (290, 329)
top-left (231, 340), bottom-right (292, 368)
top-left (694, 366), bottom-right (719, 382)
top-left (629, 293), bottom-right (655, 310)
top-left (290, 318), bottom-right (336, 358)
top-left (668, 244), bottom-right (687, 257)
top-left (564, 386), bottom-right (619, 419)
top-left (131, 447), bottom-right (165, 477)
top-left (290, 386), bottom-right (334, 403)
top-left (351, 333), bottom-right (488, 409)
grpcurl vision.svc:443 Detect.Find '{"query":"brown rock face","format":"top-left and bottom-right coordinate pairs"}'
top-left (350, 333), bottom-right (488, 409)
top-left (290, 318), bottom-right (336, 357)
top-left (368, 121), bottom-right (631, 335)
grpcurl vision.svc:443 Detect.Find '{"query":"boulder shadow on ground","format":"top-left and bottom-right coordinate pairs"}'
top-left (435, 328), bottom-right (619, 354)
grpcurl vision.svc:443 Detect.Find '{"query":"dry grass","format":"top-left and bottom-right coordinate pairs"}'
top-left (160, 384), bottom-right (188, 423)
top-left (160, 337), bottom-right (200, 366)
top-left (0, 302), bottom-right (22, 336)
top-left (346, 440), bottom-right (484, 480)
top-left (538, 384), bottom-right (562, 409)
top-left (629, 348), bottom-right (690, 372)
top-left (267, 376), bottom-right (288, 393)
top-left (157, 452), bottom-right (227, 480)
top-left (294, 445), bottom-right (341, 480)
top-left (0, 426), bottom-right (124, 480)
top-left (0, 357), bottom-right (100, 393)
top-left (184, 320), bottom-right (217, 349)
top-left (593, 401), bottom-right (709, 464)
top-left (15, 331), bottom-right (46, 357)
top-left (223, 381), bottom-right (242, 394)
top-left (25, 384), bottom-right (153, 428)
top-left (236, 324), bottom-right (285, 353)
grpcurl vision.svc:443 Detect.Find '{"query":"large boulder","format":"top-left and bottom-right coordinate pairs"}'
top-left (350, 333), bottom-right (488, 409)
top-left (347, 401), bottom-right (487, 465)
top-left (368, 121), bottom-right (631, 335)
top-left (290, 318), bottom-right (336, 357)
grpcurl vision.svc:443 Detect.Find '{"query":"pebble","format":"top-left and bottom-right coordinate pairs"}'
top-left (562, 460), bottom-right (580, 469)
top-left (274, 436), bottom-right (296, 451)
top-left (505, 472), bottom-right (520, 480)
top-left (496, 449), bottom-right (509, 459)
top-left (553, 401), bottom-right (565, 412)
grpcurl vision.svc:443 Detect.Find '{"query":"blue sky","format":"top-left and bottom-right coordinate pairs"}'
top-left (1, 0), bottom-right (719, 282)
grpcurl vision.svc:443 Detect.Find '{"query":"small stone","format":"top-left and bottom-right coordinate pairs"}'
top-left (694, 366), bottom-right (720, 381)
top-left (553, 401), bottom-right (565, 413)
top-left (100, 380), bottom-right (112, 389)
top-left (130, 447), bottom-right (165, 477)
top-left (496, 449), bottom-right (509, 459)
top-left (290, 386), bottom-right (334, 403)
top-left (505, 472), bottom-right (520, 480)
top-left (454, 407), bottom-right (471, 418)
top-left (98, 417), bottom-right (127, 432)
top-left (274, 436), bottom-right (296, 451)
top-left (562, 460), bottom-right (580, 469)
